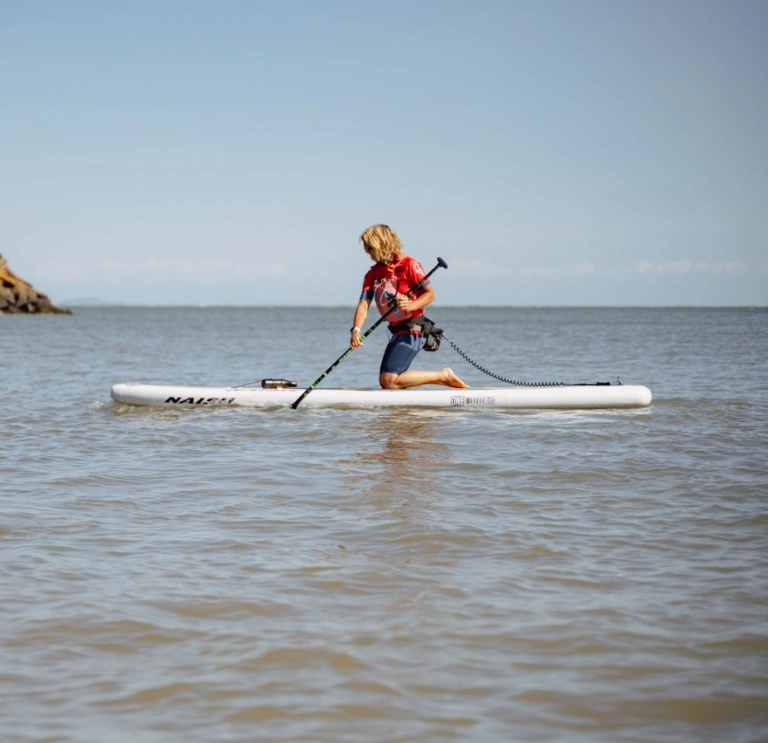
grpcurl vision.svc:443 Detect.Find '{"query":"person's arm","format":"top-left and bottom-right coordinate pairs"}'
top-left (396, 284), bottom-right (434, 315)
top-left (350, 297), bottom-right (370, 348)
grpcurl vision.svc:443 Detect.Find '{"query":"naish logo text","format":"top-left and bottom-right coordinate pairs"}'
top-left (450, 395), bottom-right (496, 406)
top-left (164, 396), bottom-right (236, 405)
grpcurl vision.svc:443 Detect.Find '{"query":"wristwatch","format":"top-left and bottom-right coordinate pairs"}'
top-left (350, 326), bottom-right (361, 333)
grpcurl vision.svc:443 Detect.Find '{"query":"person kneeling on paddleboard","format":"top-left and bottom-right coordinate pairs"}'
top-left (350, 224), bottom-right (469, 390)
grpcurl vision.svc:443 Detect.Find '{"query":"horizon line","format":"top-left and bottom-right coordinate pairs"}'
top-left (55, 303), bottom-right (768, 310)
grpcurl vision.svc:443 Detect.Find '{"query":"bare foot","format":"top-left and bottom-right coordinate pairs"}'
top-left (443, 367), bottom-right (470, 389)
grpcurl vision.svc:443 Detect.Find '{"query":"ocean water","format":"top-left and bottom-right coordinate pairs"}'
top-left (2, 306), bottom-right (767, 743)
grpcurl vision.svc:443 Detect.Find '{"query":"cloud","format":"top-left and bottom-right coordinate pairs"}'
top-left (513, 259), bottom-right (752, 282)
top-left (519, 267), bottom-right (558, 280)
top-left (635, 259), bottom-right (693, 275)
top-left (600, 265), bottom-right (634, 279)
top-left (567, 263), bottom-right (594, 276)
top-left (635, 259), bottom-right (748, 276)
top-left (692, 261), bottom-right (745, 274)
top-left (36, 258), bottom-right (287, 284)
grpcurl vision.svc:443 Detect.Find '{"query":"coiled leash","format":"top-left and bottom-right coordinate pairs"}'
top-left (420, 320), bottom-right (565, 388)
top-left (442, 333), bottom-right (564, 387)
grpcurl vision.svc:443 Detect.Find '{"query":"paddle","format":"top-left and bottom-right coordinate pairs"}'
top-left (290, 257), bottom-right (449, 409)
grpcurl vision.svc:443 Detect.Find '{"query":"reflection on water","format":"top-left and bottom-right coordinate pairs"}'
top-left (339, 412), bottom-right (450, 499)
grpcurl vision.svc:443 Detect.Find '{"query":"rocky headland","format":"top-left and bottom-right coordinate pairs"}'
top-left (0, 254), bottom-right (72, 314)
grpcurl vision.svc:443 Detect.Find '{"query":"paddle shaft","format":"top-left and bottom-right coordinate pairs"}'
top-left (290, 257), bottom-right (448, 409)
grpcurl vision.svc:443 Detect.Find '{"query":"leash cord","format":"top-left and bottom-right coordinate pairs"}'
top-left (442, 333), bottom-right (565, 387)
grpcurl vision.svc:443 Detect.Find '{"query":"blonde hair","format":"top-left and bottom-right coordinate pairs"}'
top-left (360, 224), bottom-right (402, 264)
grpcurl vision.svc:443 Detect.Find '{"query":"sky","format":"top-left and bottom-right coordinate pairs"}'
top-left (2, 0), bottom-right (766, 306)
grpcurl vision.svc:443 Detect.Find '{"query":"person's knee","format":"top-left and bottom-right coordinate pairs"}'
top-left (380, 372), bottom-right (398, 389)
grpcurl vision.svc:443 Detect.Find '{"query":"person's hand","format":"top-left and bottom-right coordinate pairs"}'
top-left (396, 295), bottom-right (413, 314)
top-left (350, 329), bottom-right (363, 349)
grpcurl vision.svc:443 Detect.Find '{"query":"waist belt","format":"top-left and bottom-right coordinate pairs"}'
top-left (388, 317), bottom-right (425, 334)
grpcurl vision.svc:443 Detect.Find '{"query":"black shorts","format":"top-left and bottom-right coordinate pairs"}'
top-left (380, 334), bottom-right (426, 374)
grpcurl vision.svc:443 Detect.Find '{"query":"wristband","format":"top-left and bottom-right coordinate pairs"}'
top-left (350, 326), bottom-right (361, 333)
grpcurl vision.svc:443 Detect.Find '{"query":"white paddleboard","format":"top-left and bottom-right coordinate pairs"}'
top-left (111, 382), bottom-right (652, 410)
